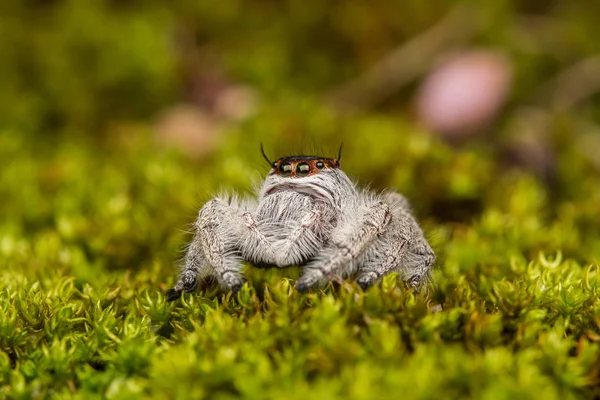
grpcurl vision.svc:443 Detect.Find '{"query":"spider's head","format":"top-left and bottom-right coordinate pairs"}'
top-left (268, 156), bottom-right (340, 178)
top-left (260, 143), bottom-right (343, 179)
top-left (259, 145), bottom-right (352, 202)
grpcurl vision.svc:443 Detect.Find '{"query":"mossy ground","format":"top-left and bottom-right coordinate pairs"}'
top-left (2, 1), bottom-right (600, 399)
top-left (1, 119), bottom-right (599, 399)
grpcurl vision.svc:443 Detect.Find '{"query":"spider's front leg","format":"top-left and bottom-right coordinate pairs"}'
top-left (167, 197), bottom-right (248, 301)
top-left (296, 200), bottom-right (392, 292)
top-left (166, 232), bottom-right (213, 301)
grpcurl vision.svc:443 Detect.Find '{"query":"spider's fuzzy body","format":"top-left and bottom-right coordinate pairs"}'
top-left (167, 153), bottom-right (435, 300)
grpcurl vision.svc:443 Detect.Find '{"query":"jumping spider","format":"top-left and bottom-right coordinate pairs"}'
top-left (166, 146), bottom-right (435, 300)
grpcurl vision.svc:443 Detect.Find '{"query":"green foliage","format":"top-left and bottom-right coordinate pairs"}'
top-left (1, 121), bottom-right (600, 398)
top-left (2, 0), bottom-right (600, 135)
top-left (1, 0), bottom-right (600, 398)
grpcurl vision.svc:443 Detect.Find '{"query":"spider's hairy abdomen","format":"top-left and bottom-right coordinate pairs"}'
top-left (166, 157), bottom-right (435, 300)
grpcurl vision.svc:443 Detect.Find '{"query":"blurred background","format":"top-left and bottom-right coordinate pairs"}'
top-left (1, 0), bottom-right (600, 282)
top-left (3, 3), bottom-right (600, 397)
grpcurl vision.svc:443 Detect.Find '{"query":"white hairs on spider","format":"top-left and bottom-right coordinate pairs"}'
top-left (166, 148), bottom-right (435, 300)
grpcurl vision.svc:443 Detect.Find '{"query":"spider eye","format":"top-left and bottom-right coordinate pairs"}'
top-left (316, 161), bottom-right (324, 169)
top-left (280, 162), bottom-right (292, 175)
top-left (296, 162), bottom-right (310, 176)
top-left (272, 161), bottom-right (278, 169)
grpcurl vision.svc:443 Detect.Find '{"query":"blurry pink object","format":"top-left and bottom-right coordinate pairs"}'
top-left (416, 50), bottom-right (512, 137)
top-left (214, 85), bottom-right (257, 121)
top-left (155, 104), bottom-right (220, 159)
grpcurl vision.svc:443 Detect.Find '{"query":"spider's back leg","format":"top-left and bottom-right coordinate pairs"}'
top-left (356, 192), bottom-right (435, 290)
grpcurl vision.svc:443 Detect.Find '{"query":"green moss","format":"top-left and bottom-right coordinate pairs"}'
top-left (1, 0), bottom-right (600, 398)
top-left (1, 120), bottom-right (599, 398)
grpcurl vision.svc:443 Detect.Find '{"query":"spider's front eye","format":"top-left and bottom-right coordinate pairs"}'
top-left (272, 161), bottom-right (278, 169)
top-left (296, 162), bottom-right (310, 176)
top-left (280, 162), bottom-right (292, 175)
top-left (316, 161), bottom-right (324, 169)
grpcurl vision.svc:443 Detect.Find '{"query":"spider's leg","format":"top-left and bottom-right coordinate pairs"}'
top-left (355, 220), bottom-right (435, 291)
top-left (400, 238), bottom-right (436, 289)
top-left (166, 234), bottom-right (213, 301)
top-left (167, 197), bottom-right (247, 300)
top-left (356, 192), bottom-right (435, 291)
top-left (296, 200), bottom-right (392, 292)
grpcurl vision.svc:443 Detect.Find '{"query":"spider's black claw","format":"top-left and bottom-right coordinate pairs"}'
top-left (296, 271), bottom-right (322, 293)
top-left (295, 281), bottom-right (310, 293)
top-left (181, 273), bottom-right (198, 293)
top-left (356, 272), bottom-right (378, 291)
top-left (230, 283), bottom-right (243, 294)
top-left (165, 288), bottom-right (182, 302)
